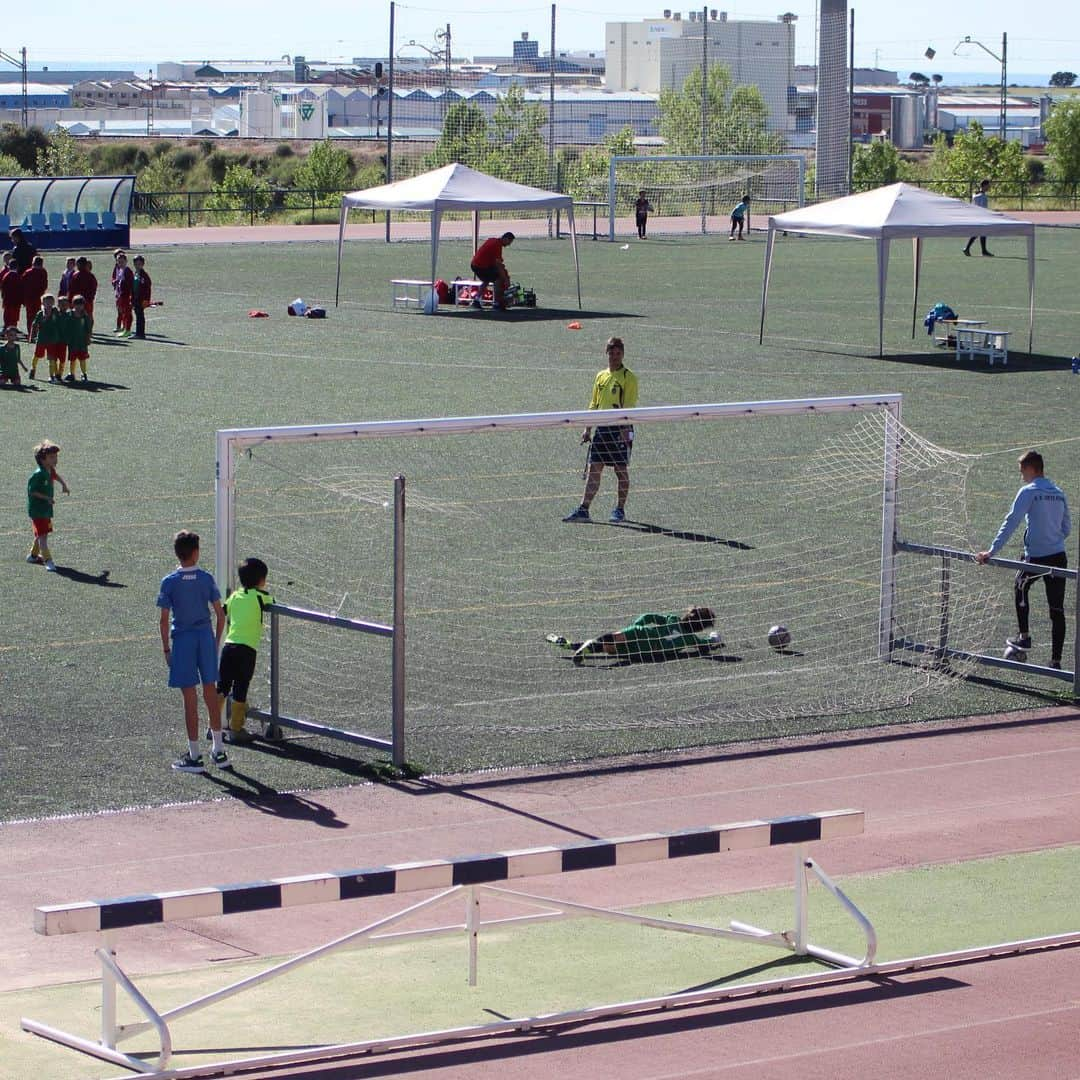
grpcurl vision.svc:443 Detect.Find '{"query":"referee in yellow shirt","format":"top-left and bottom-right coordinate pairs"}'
top-left (564, 337), bottom-right (638, 523)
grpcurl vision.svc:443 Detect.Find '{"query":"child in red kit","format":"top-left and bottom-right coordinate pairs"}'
top-left (113, 252), bottom-right (134, 337)
top-left (21, 255), bottom-right (48, 336)
top-left (1, 252), bottom-right (21, 329)
top-left (68, 257), bottom-right (97, 318)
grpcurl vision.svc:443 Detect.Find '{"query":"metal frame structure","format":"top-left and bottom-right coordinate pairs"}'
top-left (607, 154), bottom-right (807, 240)
top-left (216, 396), bottom-right (902, 769)
top-left (893, 540), bottom-right (1079, 694)
top-left (22, 812), bottom-right (876, 1077)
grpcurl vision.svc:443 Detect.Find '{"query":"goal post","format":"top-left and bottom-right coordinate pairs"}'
top-left (607, 154), bottom-right (807, 240)
top-left (215, 395), bottom-right (933, 772)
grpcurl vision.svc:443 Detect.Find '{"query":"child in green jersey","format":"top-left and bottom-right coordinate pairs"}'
top-left (214, 557), bottom-right (274, 744)
top-left (26, 439), bottom-right (70, 569)
top-left (546, 606), bottom-right (722, 665)
top-left (2, 324), bottom-right (28, 386)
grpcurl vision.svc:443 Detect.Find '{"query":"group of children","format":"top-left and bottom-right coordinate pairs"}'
top-left (23, 441), bottom-right (272, 773)
top-left (157, 534), bottom-right (274, 774)
top-left (0, 246), bottom-right (153, 387)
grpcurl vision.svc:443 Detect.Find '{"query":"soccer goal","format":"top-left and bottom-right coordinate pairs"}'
top-left (215, 394), bottom-right (1010, 773)
top-left (607, 154), bottom-right (806, 239)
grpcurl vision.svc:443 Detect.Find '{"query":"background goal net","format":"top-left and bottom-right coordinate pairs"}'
top-left (217, 396), bottom-right (1003, 772)
top-left (607, 155), bottom-right (806, 239)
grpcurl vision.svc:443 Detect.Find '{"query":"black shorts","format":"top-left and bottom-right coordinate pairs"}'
top-left (589, 426), bottom-right (632, 467)
top-left (216, 643), bottom-right (258, 702)
top-left (470, 264), bottom-right (501, 286)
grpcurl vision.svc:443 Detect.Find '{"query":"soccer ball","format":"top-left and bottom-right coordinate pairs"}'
top-left (767, 625), bottom-right (791, 649)
top-left (1003, 644), bottom-right (1027, 663)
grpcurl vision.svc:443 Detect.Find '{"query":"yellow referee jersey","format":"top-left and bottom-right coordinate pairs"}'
top-left (588, 366), bottom-right (638, 411)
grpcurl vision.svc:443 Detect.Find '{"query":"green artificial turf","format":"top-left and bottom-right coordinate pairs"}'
top-left (2, 845), bottom-right (1076, 1079)
top-left (1, 230), bottom-right (1078, 819)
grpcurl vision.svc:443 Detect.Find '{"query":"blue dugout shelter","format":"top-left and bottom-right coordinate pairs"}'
top-left (0, 175), bottom-right (135, 251)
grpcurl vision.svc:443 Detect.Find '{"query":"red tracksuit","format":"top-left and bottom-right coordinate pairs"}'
top-left (0, 266), bottom-right (21, 330)
top-left (21, 264), bottom-right (48, 336)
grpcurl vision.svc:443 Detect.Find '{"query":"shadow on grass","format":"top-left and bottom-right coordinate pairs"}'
top-left (883, 350), bottom-right (1067, 373)
top-left (612, 519), bottom-right (754, 549)
top-left (0, 382), bottom-right (44, 392)
top-left (218, 973), bottom-right (967, 1079)
top-left (55, 378), bottom-right (130, 391)
top-left (439, 307), bottom-right (642, 322)
top-left (50, 566), bottom-right (125, 588)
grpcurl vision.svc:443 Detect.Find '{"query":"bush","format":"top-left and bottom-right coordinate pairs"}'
top-left (274, 143), bottom-right (295, 158)
top-left (204, 163), bottom-right (272, 223)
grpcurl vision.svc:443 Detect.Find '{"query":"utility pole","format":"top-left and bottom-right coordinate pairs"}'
top-left (146, 72), bottom-right (155, 136)
top-left (0, 45), bottom-right (29, 128)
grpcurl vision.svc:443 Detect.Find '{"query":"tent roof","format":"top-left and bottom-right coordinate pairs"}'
top-left (769, 183), bottom-right (1033, 241)
top-left (342, 162), bottom-right (571, 213)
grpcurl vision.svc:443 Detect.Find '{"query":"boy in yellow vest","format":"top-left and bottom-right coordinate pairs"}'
top-left (214, 557), bottom-right (274, 745)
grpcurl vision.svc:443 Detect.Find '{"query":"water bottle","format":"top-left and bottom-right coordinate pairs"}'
top-left (1072, 356), bottom-right (1080, 375)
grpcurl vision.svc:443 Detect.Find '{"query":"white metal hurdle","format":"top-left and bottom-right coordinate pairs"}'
top-left (24, 809), bottom-right (873, 1077)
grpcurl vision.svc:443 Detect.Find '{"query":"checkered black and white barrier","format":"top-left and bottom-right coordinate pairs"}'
top-left (25, 809), bottom-right (871, 1077)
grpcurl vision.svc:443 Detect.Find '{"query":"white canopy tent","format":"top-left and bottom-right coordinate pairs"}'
top-left (335, 163), bottom-right (581, 308)
top-left (758, 183), bottom-right (1035, 357)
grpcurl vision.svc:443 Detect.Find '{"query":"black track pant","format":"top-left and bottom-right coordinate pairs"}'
top-left (1014, 551), bottom-right (1068, 663)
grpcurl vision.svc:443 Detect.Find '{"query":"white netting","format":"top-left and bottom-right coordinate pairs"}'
top-left (815, 0), bottom-right (851, 198)
top-left (607, 155), bottom-right (805, 237)
top-left (222, 407), bottom-right (1003, 769)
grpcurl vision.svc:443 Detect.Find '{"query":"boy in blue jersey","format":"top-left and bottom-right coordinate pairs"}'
top-left (976, 451), bottom-right (1072, 669)
top-left (157, 530), bottom-right (230, 773)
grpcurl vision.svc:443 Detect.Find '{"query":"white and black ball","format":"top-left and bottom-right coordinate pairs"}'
top-left (767, 625), bottom-right (792, 649)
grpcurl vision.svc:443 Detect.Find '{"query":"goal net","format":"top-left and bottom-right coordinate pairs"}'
top-left (607, 155), bottom-right (806, 239)
top-left (216, 397), bottom-right (1004, 773)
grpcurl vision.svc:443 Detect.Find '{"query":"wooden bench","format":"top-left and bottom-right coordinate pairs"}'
top-left (24, 809), bottom-right (872, 1076)
top-left (955, 327), bottom-right (1010, 366)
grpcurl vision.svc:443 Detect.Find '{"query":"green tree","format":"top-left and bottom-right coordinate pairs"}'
top-left (0, 151), bottom-right (30, 177)
top-left (927, 121), bottom-right (1027, 199)
top-left (564, 127), bottom-right (637, 200)
top-left (1049, 71), bottom-right (1077, 88)
top-left (289, 140), bottom-right (354, 207)
top-left (135, 153), bottom-right (184, 221)
top-left (35, 128), bottom-right (90, 176)
top-left (0, 124), bottom-right (48, 171)
top-left (658, 65), bottom-right (782, 156)
top-left (1044, 97), bottom-right (1080, 189)
top-left (486, 83), bottom-right (550, 186)
top-left (424, 101), bottom-right (490, 171)
top-left (851, 141), bottom-right (912, 190)
top-left (204, 163), bottom-right (271, 223)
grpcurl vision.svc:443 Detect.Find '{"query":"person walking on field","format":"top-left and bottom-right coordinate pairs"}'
top-left (963, 179), bottom-right (994, 257)
top-left (976, 450), bottom-right (1071, 669)
top-left (563, 337), bottom-right (638, 524)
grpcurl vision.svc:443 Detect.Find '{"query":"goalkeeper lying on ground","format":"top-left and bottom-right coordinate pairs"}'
top-left (547, 606), bottom-right (722, 665)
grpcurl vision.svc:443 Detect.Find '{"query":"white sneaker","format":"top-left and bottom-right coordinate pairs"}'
top-left (44, 560), bottom-right (57, 572)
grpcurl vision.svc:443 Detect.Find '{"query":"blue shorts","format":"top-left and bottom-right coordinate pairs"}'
top-left (168, 629), bottom-right (219, 689)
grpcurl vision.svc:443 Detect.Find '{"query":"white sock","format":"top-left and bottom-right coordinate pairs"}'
top-left (188, 739), bottom-right (201, 759)
top-left (211, 729), bottom-right (224, 753)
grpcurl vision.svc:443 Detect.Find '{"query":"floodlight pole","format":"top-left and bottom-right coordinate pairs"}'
top-left (954, 34), bottom-right (1007, 141)
top-left (0, 46), bottom-right (29, 128)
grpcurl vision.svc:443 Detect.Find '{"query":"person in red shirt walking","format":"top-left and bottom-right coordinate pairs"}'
top-left (469, 232), bottom-right (514, 311)
top-left (0, 251), bottom-right (22, 331)
top-left (113, 252), bottom-right (134, 337)
top-left (68, 257), bottom-right (98, 318)
top-left (21, 255), bottom-right (48, 337)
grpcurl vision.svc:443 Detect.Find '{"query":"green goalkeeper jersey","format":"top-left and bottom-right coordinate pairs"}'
top-left (615, 613), bottom-right (712, 659)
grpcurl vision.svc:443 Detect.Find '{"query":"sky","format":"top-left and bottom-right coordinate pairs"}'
top-left (7, 1), bottom-right (1079, 78)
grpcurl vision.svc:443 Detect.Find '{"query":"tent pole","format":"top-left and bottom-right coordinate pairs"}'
top-left (335, 202), bottom-right (349, 307)
top-left (1027, 231), bottom-right (1035, 354)
top-left (431, 210), bottom-right (440, 294)
top-left (876, 237), bottom-right (888, 358)
top-left (567, 207), bottom-right (581, 308)
top-left (759, 225), bottom-right (776, 345)
top-left (911, 237), bottom-right (922, 339)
